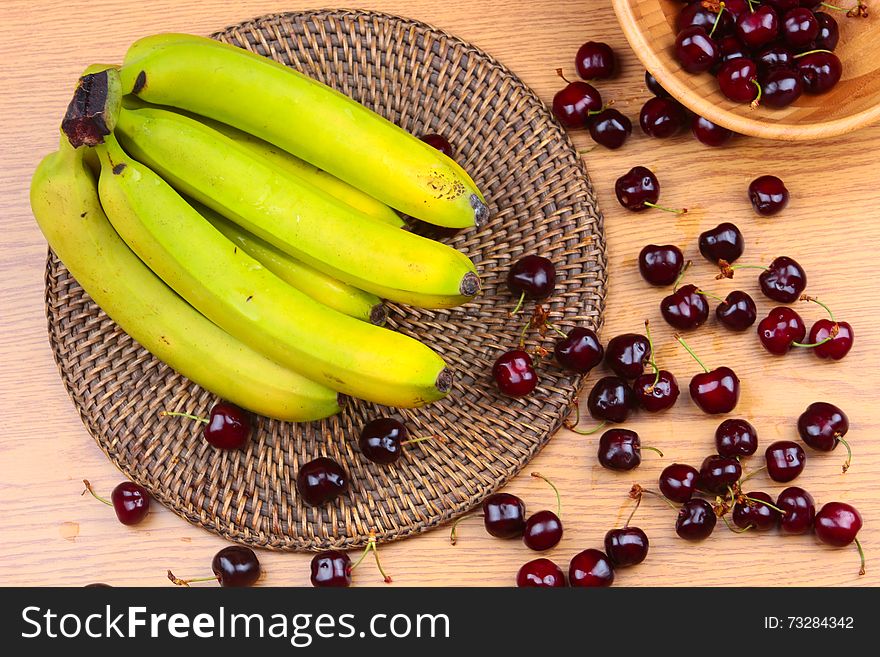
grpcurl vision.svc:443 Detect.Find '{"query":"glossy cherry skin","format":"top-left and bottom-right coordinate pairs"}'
top-left (297, 457), bottom-right (349, 506)
top-left (814, 502), bottom-right (862, 547)
top-left (809, 320), bottom-right (854, 360)
top-left (420, 133), bottom-right (453, 157)
top-left (569, 549), bottom-right (615, 587)
top-left (615, 166), bottom-right (660, 212)
top-left (717, 59), bottom-right (760, 104)
top-left (588, 376), bottom-right (635, 423)
top-left (733, 491), bottom-right (780, 531)
top-left (483, 493), bottom-right (527, 538)
top-left (765, 440), bottom-right (806, 483)
top-left (523, 510), bottom-right (563, 551)
top-left (508, 255), bottom-right (556, 300)
top-left (212, 546), bottom-right (260, 587)
top-left (645, 70), bottom-right (669, 97)
top-left (692, 115), bottom-right (733, 147)
top-left (661, 284), bottom-right (710, 331)
top-left (598, 428), bottom-right (646, 471)
top-left (699, 222), bottom-right (744, 264)
top-left (758, 306), bottom-right (806, 355)
top-left (604, 527), bottom-right (649, 567)
top-left (359, 417), bottom-right (407, 464)
top-left (678, 1), bottom-right (732, 34)
top-left (639, 244), bottom-right (684, 286)
top-left (605, 333), bottom-right (651, 379)
top-left (493, 350), bottom-right (537, 397)
top-left (634, 370), bottom-right (680, 412)
top-left (777, 486), bottom-right (815, 534)
top-left (675, 26), bottom-right (719, 73)
top-left (698, 455), bottom-right (743, 494)
top-left (764, 0), bottom-right (799, 10)
top-left (798, 401), bottom-right (848, 452)
top-left (576, 41), bottom-right (616, 79)
top-left (676, 499), bottom-right (717, 541)
top-left (759, 256), bottom-right (806, 303)
top-left (640, 97), bottom-right (686, 138)
top-left (781, 7), bottom-right (819, 47)
top-left (757, 45), bottom-right (795, 74)
top-left (588, 108), bottom-right (632, 149)
top-left (310, 550), bottom-right (352, 587)
top-left (554, 327), bottom-right (604, 373)
top-left (715, 418), bottom-right (758, 458)
top-left (717, 35), bottom-right (750, 68)
top-left (797, 51), bottom-right (842, 94)
top-left (716, 291), bottom-right (757, 331)
top-left (689, 367), bottom-right (740, 415)
top-left (736, 5), bottom-right (779, 49)
top-left (659, 463), bottom-right (699, 503)
top-left (111, 482), bottom-right (150, 525)
top-left (203, 402), bottom-right (251, 449)
top-left (749, 175), bottom-right (789, 216)
top-left (761, 67), bottom-right (803, 108)
top-left (552, 81), bottom-right (602, 128)
top-left (516, 558), bottom-right (566, 587)
top-left (814, 12), bottom-right (840, 51)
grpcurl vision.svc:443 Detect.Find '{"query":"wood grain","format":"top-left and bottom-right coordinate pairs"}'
top-left (0, 0), bottom-right (878, 587)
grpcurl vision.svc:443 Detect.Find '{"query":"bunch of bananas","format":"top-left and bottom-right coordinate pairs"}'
top-left (31, 34), bottom-right (489, 422)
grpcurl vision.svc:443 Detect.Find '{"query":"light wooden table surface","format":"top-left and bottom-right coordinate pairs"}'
top-left (1, 0), bottom-right (878, 587)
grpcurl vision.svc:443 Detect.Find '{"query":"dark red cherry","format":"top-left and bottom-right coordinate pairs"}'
top-left (598, 428), bottom-right (655, 471)
top-left (676, 499), bottom-right (717, 541)
top-left (569, 549), bottom-right (615, 587)
top-left (749, 175), bottom-right (789, 216)
top-left (689, 366), bottom-right (740, 414)
top-left (733, 491), bottom-right (780, 531)
top-left (110, 482), bottom-right (150, 525)
top-left (588, 108), bottom-right (632, 149)
top-left (717, 59), bottom-right (760, 103)
top-left (508, 255), bottom-right (556, 300)
top-left (765, 440), bottom-right (806, 482)
top-left (757, 45), bottom-right (795, 74)
top-left (516, 558), bottom-right (566, 587)
top-left (798, 401), bottom-right (849, 452)
top-left (552, 78), bottom-right (603, 128)
top-left (554, 327), bottom-right (604, 373)
top-left (759, 256), bottom-right (806, 303)
top-left (814, 12), bottom-right (840, 51)
top-left (782, 7), bottom-right (819, 47)
top-left (764, 0), bottom-right (799, 11)
top-left (678, 1), bottom-right (732, 34)
top-left (634, 369), bottom-right (680, 412)
top-left (202, 402), bottom-right (251, 449)
top-left (645, 70), bottom-right (669, 97)
top-left (639, 244), bottom-right (684, 286)
top-left (716, 290), bottom-right (757, 331)
top-left (310, 550), bottom-right (352, 587)
top-left (640, 97), bottom-right (686, 138)
top-left (615, 166), bottom-right (660, 212)
top-left (605, 333), bottom-right (651, 379)
top-left (297, 457), bottom-right (349, 506)
top-left (761, 67), bottom-right (803, 108)
top-left (722, 0), bottom-right (750, 22)
top-left (212, 546), bottom-right (261, 587)
top-left (691, 115), bottom-right (733, 147)
top-left (493, 349), bottom-right (538, 397)
top-left (758, 306), bottom-right (806, 355)
top-left (359, 417), bottom-right (407, 465)
top-left (588, 376), bottom-right (635, 424)
top-left (777, 486), bottom-right (815, 534)
top-left (576, 41), bottom-right (616, 80)
top-left (659, 463), bottom-right (699, 503)
top-left (797, 51), bottom-right (842, 94)
top-left (698, 455), bottom-right (743, 494)
top-left (717, 35), bottom-right (750, 67)
top-left (675, 26), bottom-right (719, 73)
top-left (604, 527), bottom-right (649, 567)
top-left (715, 418), bottom-right (758, 458)
top-left (483, 493), bottom-right (527, 538)
top-left (809, 320), bottom-right (854, 360)
top-left (523, 510), bottom-right (563, 551)
top-left (419, 133), bottom-right (453, 157)
top-left (661, 284), bottom-right (710, 331)
top-left (815, 502), bottom-right (862, 547)
top-left (699, 222), bottom-right (744, 264)
top-left (736, 5), bottom-right (779, 49)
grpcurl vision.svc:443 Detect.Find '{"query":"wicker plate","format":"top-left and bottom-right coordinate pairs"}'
top-left (44, 9), bottom-right (606, 551)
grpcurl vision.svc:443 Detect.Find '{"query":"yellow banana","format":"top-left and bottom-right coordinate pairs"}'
top-left (30, 138), bottom-right (341, 422)
top-left (191, 199), bottom-right (387, 325)
top-left (95, 133), bottom-right (452, 407)
top-left (115, 104), bottom-right (480, 309)
top-left (119, 33), bottom-right (489, 229)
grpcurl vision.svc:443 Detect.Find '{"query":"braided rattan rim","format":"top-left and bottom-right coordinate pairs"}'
top-left (44, 9), bottom-right (607, 551)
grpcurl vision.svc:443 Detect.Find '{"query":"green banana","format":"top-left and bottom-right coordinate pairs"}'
top-left (95, 133), bottom-right (452, 407)
top-left (119, 32), bottom-right (489, 229)
top-left (30, 138), bottom-right (341, 422)
top-left (115, 104), bottom-right (481, 309)
top-left (191, 199), bottom-right (387, 325)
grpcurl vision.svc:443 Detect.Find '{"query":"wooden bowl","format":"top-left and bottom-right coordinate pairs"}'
top-left (612, 0), bottom-right (880, 140)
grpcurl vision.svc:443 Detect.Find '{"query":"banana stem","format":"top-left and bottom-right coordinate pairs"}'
top-left (61, 67), bottom-right (122, 148)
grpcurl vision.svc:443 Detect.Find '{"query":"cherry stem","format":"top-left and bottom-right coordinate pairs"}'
top-left (643, 319), bottom-right (661, 387)
top-left (350, 531), bottom-right (391, 583)
top-left (716, 262), bottom-right (767, 280)
top-left (697, 289), bottom-right (724, 303)
top-left (674, 334), bottom-right (709, 374)
top-left (401, 434), bottom-right (443, 447)
top-left (555, 68), bottom-right (571, 85)
top-left (800, 295), bottom-right (836, 322)
top-left (572, 421), bottom-right (607, 436)
top-left (793, 49), bottom-right (834, 59)
top-left (643, 201), bottom-right (687, 215)
top-left (708, 3), bottom-right (726, 39)
top-left (749, 79), bottom-right (763, 110)
top-left (792, 336), bottom-right (834, 349)
top-left (641, 445), bottom-right (664, 458)
top-left (638, 486), bottom-right (680, 512)
top-left (818, 1), bottom-right (868, 17)
top-left (722, 514), bottom-right (751, 534)
top-left (745, 0), bottom-right (757, 11)
top-left (82, 479), bottom-right (112, 507)
top-left (839, 437), bottom-right (853, 474)
top-left (546, 322), bottom-right (569, 339)
top-left (166, 571), bottom-right (218, 587)
top-left (532, 472), bottom-right (562, 517)
top-left (624, 490), bottom-right (642, 528)
top-left (744, 495), bottom-right (787, 516)
top-left (449, 513), bottom-right (480, 545)
top-left (855, 537), bottom-right (866, 576)
top-left (518, 315), bottom-right (531, 348)
top-left (740, 465), bottom-right (766, 484)
top-left (160, 410), bottom-right (209, 424)
top-left (586, 101), bottom-right (615, 117)
top-left (672, 261), bottom-right (692, 293)
top-left (510, 290), bottom-right (526, 317)
top-left (564, 401), bottom-right (607, 435)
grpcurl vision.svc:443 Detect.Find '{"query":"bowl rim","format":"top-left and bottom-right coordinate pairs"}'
top-left (612, 0), bottom-right (880, 141)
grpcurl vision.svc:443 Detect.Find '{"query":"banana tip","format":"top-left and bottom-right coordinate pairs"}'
top-left (436, 368), bottom-right (454, 393)
top-left (370, 303), bottom-right (388, 326)
top-left (470, 194), bottom-right (489, 228)
top-left (460, 272), bottom-right (481, 297)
